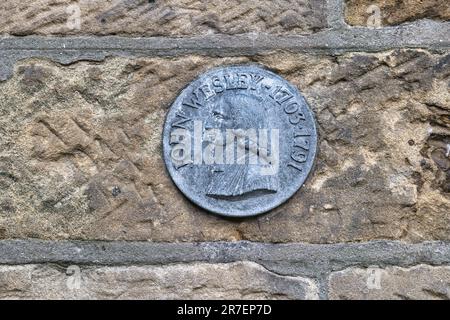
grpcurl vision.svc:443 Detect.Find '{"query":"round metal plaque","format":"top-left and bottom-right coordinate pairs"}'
top-left (163, 65), bottom-right (317, 217)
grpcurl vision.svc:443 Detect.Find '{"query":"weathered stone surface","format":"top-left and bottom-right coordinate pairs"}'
top-left (329, 265), bottom-right (450, 300)
top-left (0, 50), bottom-right (449, 242)
top-left (0, 0), bottom-right (326, 36)
top-left (0, 262), bottom-right (318, 299)
top-left (345, 0), bottom-right (450, 26)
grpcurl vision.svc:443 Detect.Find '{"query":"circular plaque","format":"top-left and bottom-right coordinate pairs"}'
top-left (163, 65), bottom-right (317, 217)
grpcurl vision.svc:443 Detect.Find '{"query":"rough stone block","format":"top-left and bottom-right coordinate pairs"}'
top-left (0, 262), bottom-right (318, 299)
top-left (329, 265), bottom-right (450, 300)
top-left (0, 0), bottom-right (327, 36)
top-left (345, 0), bottom-right (450, 26)
top-left (0, 50), bottom-right (448, 242)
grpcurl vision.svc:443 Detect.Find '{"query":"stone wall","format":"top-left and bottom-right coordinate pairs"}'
top-left (0, 0), bottom-right (449, 299)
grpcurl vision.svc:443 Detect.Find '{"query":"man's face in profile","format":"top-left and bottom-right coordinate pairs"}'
top-left (207, 95), bottom-right (236, 130)
top-left (203, 93), bottom-right (279, 198)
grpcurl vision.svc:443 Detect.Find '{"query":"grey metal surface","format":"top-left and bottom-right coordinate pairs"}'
top-left (162, 65), bottom-right (318, 217)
